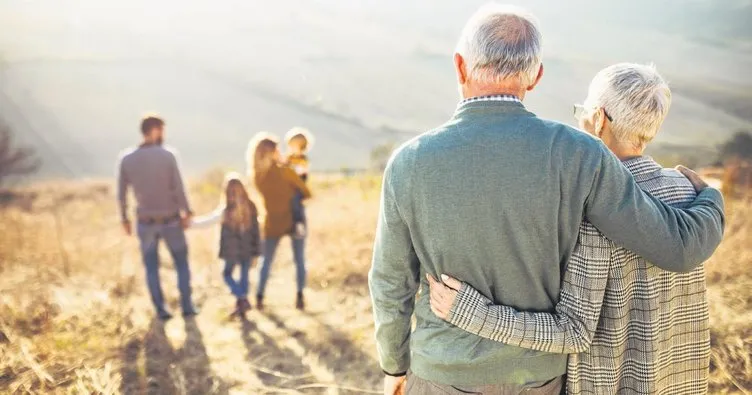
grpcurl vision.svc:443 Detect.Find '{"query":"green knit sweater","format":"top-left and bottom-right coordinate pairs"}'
top-left (368, 99), bottom-right (725, 386)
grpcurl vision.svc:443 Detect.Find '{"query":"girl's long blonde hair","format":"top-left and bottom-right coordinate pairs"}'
top-left (221, 173), bottom-right (257, 232)
top-left (246, 132), bottom-right (279, 187)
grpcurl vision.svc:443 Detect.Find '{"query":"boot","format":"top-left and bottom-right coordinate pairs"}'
top-left (240, 297), bottom-right (252, 312)
top-left (230, 299), bottom-right (243, 318)
top-left (295, 292), bottom-right (305, 311)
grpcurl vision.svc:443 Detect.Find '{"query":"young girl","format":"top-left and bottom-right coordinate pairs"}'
top-left (193, 173), bottom-right (261, 317)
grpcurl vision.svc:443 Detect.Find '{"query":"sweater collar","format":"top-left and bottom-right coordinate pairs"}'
top-left (454, 95), bottom-right (529, 118)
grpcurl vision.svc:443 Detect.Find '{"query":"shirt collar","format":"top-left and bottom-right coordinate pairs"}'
top-left (622, 156), bottom-right (662, 177)
top-left (458, 95), bottom-right (522, 108)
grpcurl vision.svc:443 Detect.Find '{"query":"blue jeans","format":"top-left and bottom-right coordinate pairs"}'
top-left (223, 259), bottom-right (251, 298)
top-left (137, 221), bottom-right (194, 313)
top-left (256, 237), bottom-right (306, 297)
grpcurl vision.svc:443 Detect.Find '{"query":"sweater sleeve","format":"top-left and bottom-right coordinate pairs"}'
top-left (116, 158), bottom-right (130, 222)
top-left (447, 222), bottom-right (610, 353)
top-left (169, 152), bottom-right (193, 215)
top-left (191, 207), bottom-right (223, 229)
top-left (282, 167), bottom-right (312, 199)
top-left (368, 154), bottom-right (420, 376)
top-left (584, 142), bottom-right (724, 272)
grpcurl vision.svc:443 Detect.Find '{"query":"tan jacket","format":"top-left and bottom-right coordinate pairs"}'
top-left (255, 164), bottom-right (311, 239)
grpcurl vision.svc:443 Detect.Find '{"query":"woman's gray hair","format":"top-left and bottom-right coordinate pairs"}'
top-left (585, 63), bottom-right (672, 149)
top-left (456, 4), bottom-right (542, 86)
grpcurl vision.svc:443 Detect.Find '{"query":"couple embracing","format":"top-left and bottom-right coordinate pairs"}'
top-left (118, 121), bottom-right (312, 320)
top-left (369, 4), bottom-right (725, 395)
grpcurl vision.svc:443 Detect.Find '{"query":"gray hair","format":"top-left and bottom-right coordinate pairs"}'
top-left (585, 63), bottom-right (672, 148)
top-left (456, 4), bottom-right (542, 86)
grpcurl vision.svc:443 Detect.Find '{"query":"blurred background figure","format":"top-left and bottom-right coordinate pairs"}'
top-left (247, 132), bottom-right (311, 311)
top-left (192, 174), bottom-right (261, 318)
top-left (284, 127), bottom-right (314, 238)
top-left (117, 115), bottom-right (197, 320)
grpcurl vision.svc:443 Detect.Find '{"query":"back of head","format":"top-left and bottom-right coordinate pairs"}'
top-left (586, 63), bottom-right (672, 149)
top-left (140, 114), bottom-right (165, 135)
top-left (222, 173), bottom-right (256, 231)
top-left (456, 4), bottom-right (542, 86)
top-left (285, 127), bottom-right (314, 153)
top-left (246, 132), bottom-right (279, 184)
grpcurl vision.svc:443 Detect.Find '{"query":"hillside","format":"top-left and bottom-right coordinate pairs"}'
top-left (1, 0), bottom-right (751, 179)
top-left (1, 173), bottom-right (751, 394)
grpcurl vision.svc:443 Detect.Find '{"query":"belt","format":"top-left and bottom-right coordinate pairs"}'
top-left (138, 213), bottom-right (181, 225)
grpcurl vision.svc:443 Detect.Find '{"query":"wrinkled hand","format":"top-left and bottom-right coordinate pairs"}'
top-left (676, 165), bottom-right (708, 192)
top-left (383, 375), bottom-right (406, 395)
top-left (427, 274), bottom-right (463, 320)
top-left (122, 221), bottom-right (132, 236)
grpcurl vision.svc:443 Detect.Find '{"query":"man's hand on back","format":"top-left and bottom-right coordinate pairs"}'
top-left (122, 221), bottom-right (132, 236)
top-left (181, 213), bottom-right (192, 230)
top-left (676, 165), bottom-right (709, 192)
top-left (383, 375), bottom-right (406, 395)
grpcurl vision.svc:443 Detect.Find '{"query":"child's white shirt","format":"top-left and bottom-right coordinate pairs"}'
top-left (191, 207), bottom-right (223, 229)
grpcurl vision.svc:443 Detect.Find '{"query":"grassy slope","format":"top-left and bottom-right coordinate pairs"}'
top-left (0, 174), bottom-right (750, 394)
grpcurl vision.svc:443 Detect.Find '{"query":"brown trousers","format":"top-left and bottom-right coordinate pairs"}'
top-left (405, 372), bottom-right (563, 395)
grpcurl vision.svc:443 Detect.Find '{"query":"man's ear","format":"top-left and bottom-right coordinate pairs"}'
top-left (454, 53), bottom-right (468, 85)
top-left (526, 63), bottom-right (544, 91)
top-left (594, 109), bottom-right (606, 138)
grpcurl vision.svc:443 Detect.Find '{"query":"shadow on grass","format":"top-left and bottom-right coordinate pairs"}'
top-left (120, 317), bottom-right (229, 395)
top-left (262, 310), bottom-right (380, 390)
top-left (239, 317), bottom-right (316, 390)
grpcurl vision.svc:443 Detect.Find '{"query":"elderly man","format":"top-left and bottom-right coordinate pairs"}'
top-left (368, 5), bottom-right (724, 395)
top-left (117, 115), bottom-right (197, 320)
top-left (428, 64), bottom-right (712, 394)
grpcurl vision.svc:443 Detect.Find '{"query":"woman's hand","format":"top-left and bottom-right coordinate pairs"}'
top-left (426, 274), bottom-right (463, 320)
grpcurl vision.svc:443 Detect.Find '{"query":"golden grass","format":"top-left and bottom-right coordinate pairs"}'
top-left (0, 174), bottom-right (749, 394)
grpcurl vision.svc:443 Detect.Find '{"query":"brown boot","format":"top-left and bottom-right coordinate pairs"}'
top-left (295, 292), bottom-right (305, 311)
top-left (229, 299), bottom-right (241, 318)
top-left (256, 295), bottom-right (264, 311)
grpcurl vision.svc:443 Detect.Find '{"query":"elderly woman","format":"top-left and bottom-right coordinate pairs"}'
top-left (247, 132), bottom-right (311, 310)
top-left (428, 63), bottom-right (712, 394)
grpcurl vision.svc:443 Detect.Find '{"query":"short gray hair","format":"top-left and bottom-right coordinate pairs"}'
top-left (585, 63), bottom-right (672, 148)
top-left (456, 4), bottom-right (542, 86)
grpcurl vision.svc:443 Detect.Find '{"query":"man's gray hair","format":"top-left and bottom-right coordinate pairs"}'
top-left (456, 4), bottom-right (542, 86)
top-left (585, 63), bottom-right (672, 148)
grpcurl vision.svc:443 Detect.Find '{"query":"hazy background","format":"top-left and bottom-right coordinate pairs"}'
top-left (1, 0), bottom-right (751, 178)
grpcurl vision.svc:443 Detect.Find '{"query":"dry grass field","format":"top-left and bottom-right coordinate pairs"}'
top-left (0, 173), bottom-right (750, 394)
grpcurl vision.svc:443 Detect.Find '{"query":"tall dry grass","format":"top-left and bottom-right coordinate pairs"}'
top-left (0, 173), bottom-right (383, 394)
top-left (704, 193), bottom-right (752, 394)
top-left (0, 173), bottom-right (749, 394)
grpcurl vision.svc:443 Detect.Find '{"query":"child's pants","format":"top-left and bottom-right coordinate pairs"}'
top-left (223, 259), bottom-right (251, 297)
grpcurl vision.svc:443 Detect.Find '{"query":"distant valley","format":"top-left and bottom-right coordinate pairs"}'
top-left (1, 0), bottom-right (750, 178)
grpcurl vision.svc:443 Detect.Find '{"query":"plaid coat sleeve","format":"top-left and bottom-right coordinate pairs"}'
top-left (447, 222), bottom-right (611, 353)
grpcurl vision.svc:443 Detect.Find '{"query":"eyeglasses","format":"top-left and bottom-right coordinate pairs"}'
top-left (573, 104), bottom-right (613, 122)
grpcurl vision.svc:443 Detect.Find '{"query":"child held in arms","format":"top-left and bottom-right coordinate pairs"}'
top-left (284, 127), bottom-right (314, 239)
